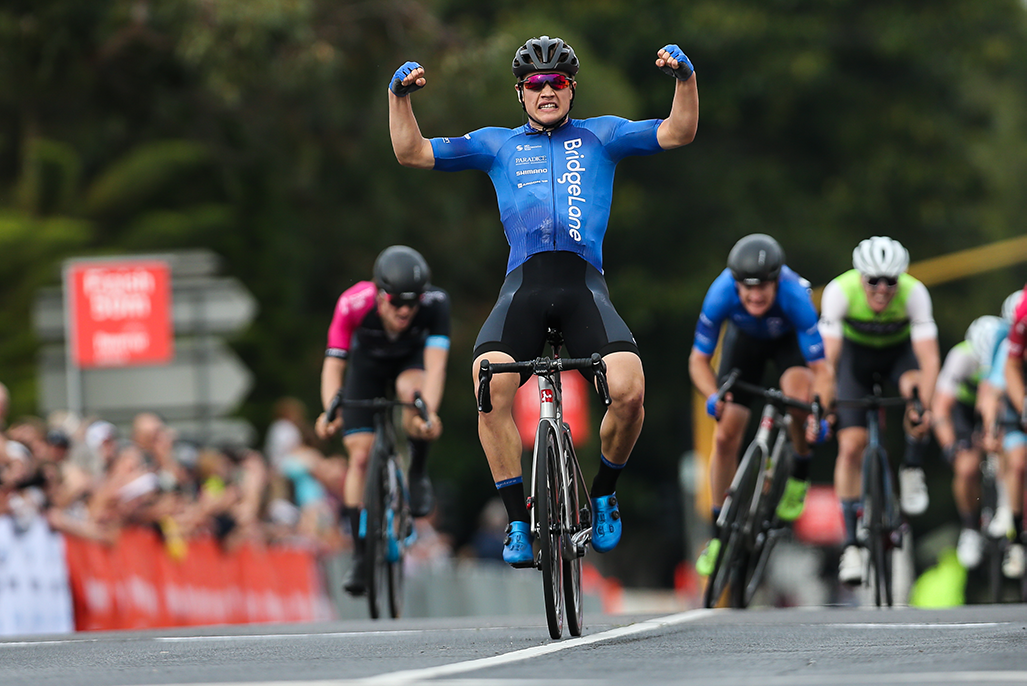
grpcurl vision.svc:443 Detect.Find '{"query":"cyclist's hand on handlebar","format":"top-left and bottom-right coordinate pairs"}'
top-left (904, 406), bottom-right (931, 438)
top-left (805, 414), bottom-right (833, 445)
top-left (315, 411), bottom-right (342, 440)
top-left (705, 392), bottom-right (729, 420)
top-left (390, 61), bottom-right (425, 96)
top-left (410, 412), bottom-right (443, 441)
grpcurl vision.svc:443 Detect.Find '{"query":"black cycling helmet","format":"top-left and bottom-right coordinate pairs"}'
top-left (373, 245), bottom-right (430, 297)
top-left (727, 234), bottom-right (785, 285)
top-left (512, 35), bottom-right (579, 78)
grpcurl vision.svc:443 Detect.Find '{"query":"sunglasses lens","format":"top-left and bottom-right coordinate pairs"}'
top-left (522, 73), bottom-right (571, 91)
top-left (390, 295), bottom-right (419, 308)
top-left (868, 276), bottom-right (897, 287)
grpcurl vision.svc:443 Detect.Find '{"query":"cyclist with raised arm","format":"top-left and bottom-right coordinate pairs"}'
top-left (314, 245), bottom-right (450, 595)
top-left (819, 236), bottom-right (939, 586)
top-left (690, 234), bottom-right (835, 575)
top-left (388, 35), bottom-right (699, 565)
top-left (931, 315), bottom-right (1003, 569)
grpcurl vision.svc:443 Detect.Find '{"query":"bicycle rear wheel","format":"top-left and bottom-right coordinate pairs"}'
top-left (535, 422), bottom-right (564, 639)
top-left (703, 441), bottom-right (761, 609)
top-left (365, 453), bottom-right (389, 619)
top-left (561, 427), bottom-right (583, 637)
top-left (865, 447), bottom-right (892, 607)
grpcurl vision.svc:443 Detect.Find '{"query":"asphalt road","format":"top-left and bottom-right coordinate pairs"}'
top-left (2, 605), bottom-right (1026, 686)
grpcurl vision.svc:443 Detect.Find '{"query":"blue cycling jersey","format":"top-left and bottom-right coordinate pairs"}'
top-left (431, 117), bottom-right (663, 274)
top-left (693, 266), bottom-right (825, 362)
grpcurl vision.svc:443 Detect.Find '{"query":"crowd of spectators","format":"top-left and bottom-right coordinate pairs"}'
top-left (0, 382), bottom-right (365, 559)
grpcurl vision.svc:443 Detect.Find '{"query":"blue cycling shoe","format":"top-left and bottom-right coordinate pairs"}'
top-left (591, 494), bottom-right (622, 553)
top-left (503, 521), bottom-right (535, 568)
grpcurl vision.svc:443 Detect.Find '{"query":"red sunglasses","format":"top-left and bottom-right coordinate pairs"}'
top-left (519, 72), bottom-right (573, 91)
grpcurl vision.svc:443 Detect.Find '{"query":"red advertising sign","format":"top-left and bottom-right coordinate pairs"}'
top-left (513, 371), bottom-right (591, 450)
top-left (67, 260), bottom-right (173, 368)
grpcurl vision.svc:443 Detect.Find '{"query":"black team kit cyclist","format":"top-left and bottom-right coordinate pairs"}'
top-left (689, 234), bottom-right (835, 575)
top-left (388, 35), bottom-right (699, 565)
top-left (315, 245), bottom-right (450, 595)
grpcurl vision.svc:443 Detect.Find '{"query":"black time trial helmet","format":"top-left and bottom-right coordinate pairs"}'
top-left (373, 245), bottom-right (430, 297)
top-left (727, 234), bottom-right (785, 285)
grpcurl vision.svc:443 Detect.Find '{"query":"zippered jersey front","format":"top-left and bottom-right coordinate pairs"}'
top-left (430, 116), bottom-right (663, 274)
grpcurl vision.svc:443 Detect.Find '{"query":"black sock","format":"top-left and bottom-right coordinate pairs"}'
top-left (1015, 514), bottom-right (1024, 540)
top-left (711, 507), bottom-right (721, 538)
top-left (792, 452), bottom-right (812, 481)
top-left (497, 477), bottom-right (529, 523)
top-left (903, 435), bottom-right (929, 468)
top-left (590, 455), bottom-right (626, 497)
top-left (841, 499), bottom-right (860, 546)
top-left (346, 506), bottom-right (363, 542)
top-left (409, 438), bottom-right (429, 476)
top-left (959, 510), bottom-right (978, 530)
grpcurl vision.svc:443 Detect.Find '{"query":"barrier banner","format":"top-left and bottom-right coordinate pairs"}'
top-left (64, 527), bottom-right (327, 631)
top-left (0, 515), bottom-right (75, 636)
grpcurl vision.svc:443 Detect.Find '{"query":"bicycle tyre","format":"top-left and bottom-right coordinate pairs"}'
top-left (365, 452), bottom-right (388, 619)
top-left (561, 427), bottom-right (583, 637)
top-left (703, 440), bottom-right (761, 609)
top-left (865, 447), bottom-right (891, 608)
top-left (740, 439), bottom-right (792, 608)
top-left (387, 460), bottom-right (407, 619)
top-left (535, 422), bottom-right (564, 639)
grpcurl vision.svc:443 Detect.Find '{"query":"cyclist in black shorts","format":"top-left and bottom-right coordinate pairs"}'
top-left (315, 246), bottom-right (450, 595)
top-left (388, 35), bottom-right (700, 565)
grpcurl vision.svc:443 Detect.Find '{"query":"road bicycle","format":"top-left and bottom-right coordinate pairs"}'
top-left (836, 382), bottom-right (916, 608)
top-left (978, 449), bottom-right (1007, 603)
top-left (326, 391), bottom-right (430, 619)
top-left (477, 328), bottom-right (611, 639)
top-left (702, 369), bottom-right (816, 609)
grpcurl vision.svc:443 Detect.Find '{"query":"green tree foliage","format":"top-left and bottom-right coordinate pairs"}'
top-left (2, 0), bottom-right (1027, 585)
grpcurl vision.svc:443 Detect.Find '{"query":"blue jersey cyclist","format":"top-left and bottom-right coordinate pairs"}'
top-left (388, 35), bottom-right (699, 566)
top-left (688, 234), bottom-right (835, 576)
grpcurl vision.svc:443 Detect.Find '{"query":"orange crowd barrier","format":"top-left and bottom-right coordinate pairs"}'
top-left (64, 528), bottom-right (325, 631)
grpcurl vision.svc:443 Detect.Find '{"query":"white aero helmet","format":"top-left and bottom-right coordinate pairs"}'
top-left (1001, 289), bottom-right (1024, 323)
top-left (965, 314), bottom-right (1003, 366)
top-left (852, 236), bottom-right (909, 278)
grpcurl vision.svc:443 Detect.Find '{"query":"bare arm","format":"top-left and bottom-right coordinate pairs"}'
top-left (316, 356), bottom-right (346, 439)
top-left (688, 347), bottom-right (719, 400)
top-left (388, 63), bottom-right (435, 169)
top-left (930, 391), bottom-right (958, 451)
top-left (1007, 354), bottom-right (1026, 416)
top-left (809, 358), bottom-right (835, 409)
top-left (655, 48), bottom-right (698, 149)
top-left (911, 336), bottom-right (940, 410)
top-left (420, 345), bottom-right (448, 417)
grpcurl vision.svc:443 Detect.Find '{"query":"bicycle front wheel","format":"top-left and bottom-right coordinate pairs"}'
top-left (740, 440), bottom-right (792, 608)
top-left (865, 447), bottom-right (893, 607)
top-left (365, 453), bottom-right (389, 619)
top-left (561, 426), bottom-right (583, 637)
top-left (704, 440), bottom-right (761, 609)
top-left (386, 461), bottom-right (408, 619)
top-left (534, 422), bottom-right (564, 639)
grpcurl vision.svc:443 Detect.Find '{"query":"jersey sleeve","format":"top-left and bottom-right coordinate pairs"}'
top-left (422, 287), bottom-right (452, 348)
top-left (325, 282), bottom-right (377, 359)
top-left (989, 337), bottom-right (1011, 389)
top-left (780, 276), bottom-right (825, 362)
top-left (580, 116), bottom-right (663, 162)
top-left (906, 281), bottom-right (938, 341)
top-left (430, 127), bottom-right (507, 172)
top-left (692, 271), bottom-right (734, 356)
top-left (1008, 316), bottom-right (1027, 359)
top-left (817, 279), bottom-right (848, 340)
top-left (936, 345), bottom-right (977, 396)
